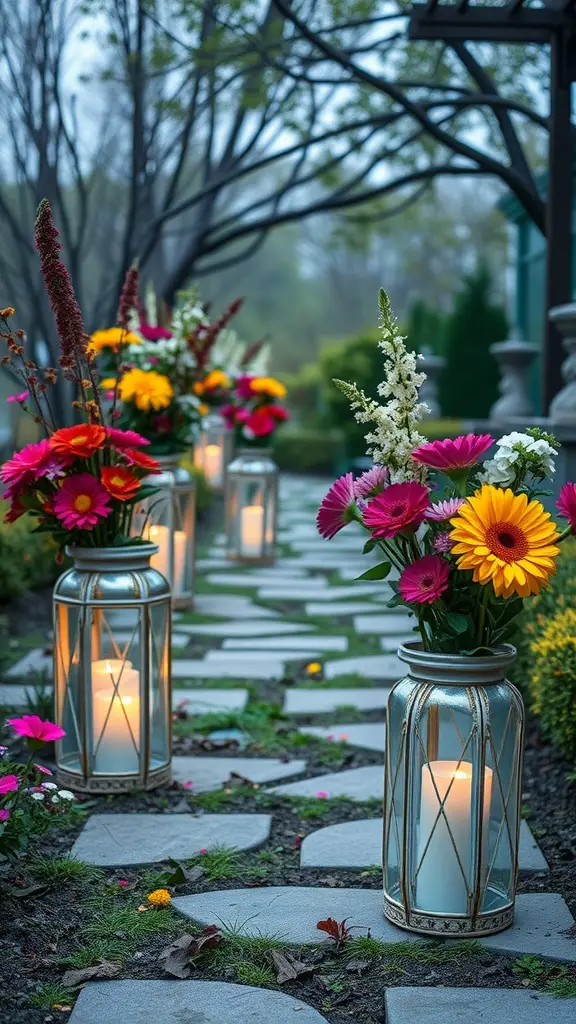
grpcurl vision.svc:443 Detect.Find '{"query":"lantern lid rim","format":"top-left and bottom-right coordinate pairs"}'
top-left (398, 641), bottom-right (517, 685)
top-left (66, 542), bottom-right (160, 572)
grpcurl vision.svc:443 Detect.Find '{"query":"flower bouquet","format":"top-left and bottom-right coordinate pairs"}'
top-left (222, 375), bottom-right (290, 448)
top-left (318, 289), bottom-right (575, 654)
top-left (0, 203), bottom-right (160, 550)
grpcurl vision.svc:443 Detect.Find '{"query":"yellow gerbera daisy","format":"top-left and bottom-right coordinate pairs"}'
top-left (450, 485), bottom-right (560, 598)
top-left (118, 367), bottom-right (173, 412)
top-left (249, 376), bottom-right (286, 398)
top-left (89, 327), bottom-right (141, 353)
top-left (194, 369), bottom-right (230, 395)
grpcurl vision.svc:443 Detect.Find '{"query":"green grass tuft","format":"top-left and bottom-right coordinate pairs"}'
top-left (344, 936), bottom-right (480, 969)
top-left (187, 844), bottom-right (246, 882)
top-left (29, 983), bottom-right (74, 1008)
top-left (60, 939), bottom-right (128, 968)
top-left (30, 854), bottom-right (102, 884)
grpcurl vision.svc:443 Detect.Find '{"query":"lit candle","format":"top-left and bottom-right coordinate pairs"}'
top-left (91, 660), bottom-right (140, 773)
top-left (204, 444), bottom-right (222, 487)
top-left (174, 530), bottom-right (187, 595)
top-left (240, 504), bottom-right (264, 558)
top-left (148, 524), bottom-right (170, 580)
top-left (416, 760), bottom-right (493, 914)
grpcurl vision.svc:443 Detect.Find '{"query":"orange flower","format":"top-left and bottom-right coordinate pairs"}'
top-left (0, 306), bottom-right (15, 319)
top-left (101, 465), bottom-right (140, 501)
top-left (123, 448), bottom-right (160, 472)
top-left (50, 424), bottom-right (106, 460)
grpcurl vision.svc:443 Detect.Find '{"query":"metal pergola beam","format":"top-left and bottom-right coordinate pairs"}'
top-left (410, 4), bottom-right (570, 44)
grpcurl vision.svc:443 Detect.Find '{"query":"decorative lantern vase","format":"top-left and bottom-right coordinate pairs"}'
top-left (53, 544), bottom-right (171, 793)
top-left (133, 455), bottom-right (196, 609)
top-left (225, 448), bottom-right (278, 564)
top-left (383, 643), bottom-right (524, 937)
top-left (194, 411), bottom-right (234, 490)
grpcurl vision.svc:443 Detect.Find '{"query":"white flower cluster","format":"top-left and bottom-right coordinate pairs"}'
top-left (30, 782), bottom-right (75, 804)
top-left (480, 431), bottom-right (557, 487)
top-left (127, 337), bottom-right (196, 374)
top-left (335, 289), bottom-right (429, 482)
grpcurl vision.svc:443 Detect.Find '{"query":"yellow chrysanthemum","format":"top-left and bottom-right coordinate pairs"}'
top-left (194, 369), bottom-right (230, 395)
top-left (249, 376), bottom-right (286, 398)
top-left (89, 327), bottom-right (141, 354)
top-left (100, 377), bottom-right (117, 390)
top-left (147, 888), bottom-right (171, 907)
top-left (118, 367), bottom-right (173, 412)
top-left (450, 485), bottom-right (560, 599)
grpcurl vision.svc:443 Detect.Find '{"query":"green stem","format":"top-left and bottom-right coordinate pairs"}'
top-left (476, 586), bottom-right (490, 647)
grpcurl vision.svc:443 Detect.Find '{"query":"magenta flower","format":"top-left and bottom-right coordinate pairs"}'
top-left (6, 391), bottom-right (29, 404)
top-left (106, 427), bottom-right (150, 449)
top-left (8, 715), bottom-right (65, 744)
top-left (316, 791), bottom-right (328, 799)
top-left (0, 774), bottom-right (19, 794)
top-left (317, 473), bottom-right (356, 540)
top-left (399, 555), bottom-right (450, 605)
top-left (363, 482), bottom-right (429, 539)
top-left (425, 497), bottom-right (466, 521)
top-left (0, 439), bottom-right (69, 493)
top-left (353, 465), bottom-right (389, 500)
top-left (412, 434), bottom-right (494, 474)
top-left (53, 473), bottom-right (112, 531)
top-left (557, 482), bottom-right (576, 531)
top-left (0, 809), bottom-right (10, 821)
top-left (433, 532), bottom-right (454, 554)
top-left (34, 764), bottom-right (53, 776)
top-left (235, 374), bottom-right (256, 399)
top-left (139, 322), bottom-right (172, 341)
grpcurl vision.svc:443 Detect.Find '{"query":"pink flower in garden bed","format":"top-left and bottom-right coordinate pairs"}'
top-left (53, 473), bottom-right (112, 530)
top-left (425, 497), bottom-right (466, 521)
top-left (412, 434), bottom-right (493, 473)
top-left (0, 809), bottom-right (10, 821)
top-left (8, 715), bottom-right (65, 743)
top-left (353, 465), bottom-right (388, 500)
top-left (399, 555), bottom-right (450, 605)
top-left (363, 482), bottom-right (429, 539)
top-left (317, 473), bottom-right (356, 540)
top-left (0, 774), bottom-right (19, 794)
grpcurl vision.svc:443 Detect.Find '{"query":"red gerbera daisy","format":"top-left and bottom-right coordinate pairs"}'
top-left (557, 481), bottom-right (576, 531)
top-left (122, 448), bottom-right (160, 472)
top-left (317, 473), bottom-right (356, 540)
top-left (101, 465), bottom-right (140, 501)
top-left (399, 555), bottom-right (450, 605)
top-left (50, 424), bottom-right (107, 460)
top-left (363, 482), bottom-right (429, 539)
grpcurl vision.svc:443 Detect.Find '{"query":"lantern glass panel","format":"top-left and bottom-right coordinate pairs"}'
top-left (133, 459), bottom-right (195, 608)
top-left (225, 450), bottom-right (278, 563)
top-left (195, 412), bottom-right (233, 489)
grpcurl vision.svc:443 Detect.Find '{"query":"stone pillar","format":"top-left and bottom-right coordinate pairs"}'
top-left (489, 333), bottom-right (538, 422)
top-left (418, 346), bottom-right (445, 419)
top-left (547, 304), bottom-right (576, 499)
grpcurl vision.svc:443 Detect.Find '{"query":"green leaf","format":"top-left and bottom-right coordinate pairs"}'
top-left (446, 612), bottom-right (469, 635)
top-left (355, 561), bottom-right (391, 581)
top-left (362, 538), bottom-right (377, 554)
top-left (162, 859), bottom-right (187, 886)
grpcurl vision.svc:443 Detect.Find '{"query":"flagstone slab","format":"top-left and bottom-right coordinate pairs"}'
top-left (222, 635), bottom-right (348, 652)
top-left (172, 689), bottom-right (249, 713)
top-left (354, 614), bottom-right (414, 635)
top-left (305, 601), bottom-right (386, 617)
top-left (177, 620), bottom-right (314, 637)
top-left (384, 988), bottom-right (575, 1024)
top-left (325, 654), bottom-right (402, 681)
top-left (284, 687), bottom-right (391, 715)
top-left (172, 658), bottom-right (284, 680)
top-left (193, 595), bottom-right (279, 619)
top-left (112, 630), bottom-right (190, 650)
top-left (72, 813), bottom-right (272, 867)
top-left (300, 818), bottom-right (548, 875)
top-left (258, 584), bottom-right (384, 602)
top-left (0, 682), bottom-right (53, 707)
top-left (205, 650), bottom-right (299, 664)
top-left (379, 636), bottom-right (413, 651)
top-left (298, 722), bottom-right (386, 753)
top-left (172, 756), bottom-right (307, 791)
top-left (69, 980), bottom-right (330, 1024)
top-left (5, 648), bottom-right (51, 678)
top-left (270, 764), bottom-right (383, 800)
top-left (196, 557), bottom-right (231, 570)
top-left (205, 572), bottom-right (317, 589)
top-left (173, 888), bottom-right (576, 961)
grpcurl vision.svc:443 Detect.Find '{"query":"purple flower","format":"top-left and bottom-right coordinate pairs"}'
top-left (425, 498), bottom-right (466, 522)
top-left (6, 391), bottom-right (29, 405)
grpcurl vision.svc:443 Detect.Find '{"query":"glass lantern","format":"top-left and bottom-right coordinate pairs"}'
top-left (383, 643), bottom-right (524, 937)
top-left (53, 544), bottom-right (171, 793)
top-left (225, 448), bottom-right (278, 564)
top-left (133, 455), bottom-right (196, 609)
top-left (194, 411), bottom-right (234, 491)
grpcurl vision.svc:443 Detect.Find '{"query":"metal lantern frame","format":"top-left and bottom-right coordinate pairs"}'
top-left (195, 411), bottom-right (234, 491)
top-left (383, 643), bottom-right (524, 938)
top-left (224, 447), bottom-right (279, 565)
top-left (134, 455), bottom-right (196, 610)
top-left (54, 544), bottom-right (172, 794)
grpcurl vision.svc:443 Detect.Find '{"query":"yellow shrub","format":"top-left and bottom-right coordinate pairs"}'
top-left (529, 608), bottom-right (576, 762)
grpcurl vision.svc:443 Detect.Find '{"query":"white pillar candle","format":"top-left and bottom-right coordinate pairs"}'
top-left (416, 760), bottom-right (493, 914)
top-left (148, 524), bottom-right (170, 580)
top-left (204, 444), bottom-right (222, 487)
top-left (240, 504), bottom-right (264, 557)
top-left (91, 660), bottom-right (140, 773)
top-left (174, 529), bottom-right (187, 595)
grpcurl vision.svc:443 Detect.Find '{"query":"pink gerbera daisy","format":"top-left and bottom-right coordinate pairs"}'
top-left (317, 473), bottom-right (357, 540)
top-left (411, 434), bottom-right (494, 474)
top-left (353, 465), bottom-right (389, 500)
top-left (399, 555), bottom-right (450, 605)
top-left (557, 482), bottom-right (576, 532)
top-left (106, 427), bottom-right (150, 449)
top-left (53, 473), bottom-right (112, 531)
top-left (425, 497), bottom-right (466, 521)
top-left (8, 715), bottom-right (65, 743)
top-left (363, 482), bottom-right (429, 539)
top-left (0, 439), bottom-right (69, 492)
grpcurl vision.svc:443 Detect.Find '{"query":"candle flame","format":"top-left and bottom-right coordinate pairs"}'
top-left (105, 661), bottom-right (113, 673)
top-left (454, 769), bottom-right (470, 780)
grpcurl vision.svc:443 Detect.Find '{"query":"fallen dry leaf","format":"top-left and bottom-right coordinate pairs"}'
top-left (345, 959), bottom-right (371, 974)
top-left (159, 926), bottom-right (225, 978)
top-left (271, 950), bottom-right (314, 984)
top-left (61, 960), bottom-right (120, 988)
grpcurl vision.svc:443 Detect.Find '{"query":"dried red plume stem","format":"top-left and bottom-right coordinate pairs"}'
top-left (117, 260), bottom-right (140, 329)
top-left (34, 199), bottom-right (88, 360)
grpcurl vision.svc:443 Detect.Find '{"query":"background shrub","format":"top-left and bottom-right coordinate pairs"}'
top-left (273, 427), bottom-right (345, 476)
top-left (0, 505), bottom-right (59, 602)
top-left (529, 608), bottom-right (576, 763)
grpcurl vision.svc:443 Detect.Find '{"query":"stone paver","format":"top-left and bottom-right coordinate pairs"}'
top-left (72, 813), bottom-right (272, 866)
top-left (298, 722), bottom-right (386, 752)
top-left (305, 601), bottom-right (385, 617)
top-left (284, 687), bottom-right (391, 715)
top-left (221, 635), bottom-right (348, 652)
top-left (354, 614), bottom-right (413, 635)
top-left (173, 888), bottom-right (576, 961)
top-left (0, 684), bottom-right (249, 713)
top-left (379, 635), bottom-right (414, 651)
top-left (172, 756), bottom-right (306, 791)
top-left (193, 595), bottom-right (279, 619)
top-left (112, 630), bottom-right (190, 650)
top-left (5, 649), bottom-right (51, 678)
top-left (69, 980), bottom-right (329, 1024)
top-left (270, 764), bottom-right (383, 800)
top-left (300, 818), bottom-right (548, 875)
top-left (325, 654), bottom-right (402, 680)
top-left (177, 620), bottom-right (313, 637)
top-left (206, 572), bottom-right (316, 589)
top-left (258, 584), bottom-right (384, 602)
top-left (384, 988), bottom-right (575, 1024)
top-left (172, 658), bottom-right (284, 680)
top-left (0, 682), bottom-right (53, 707)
